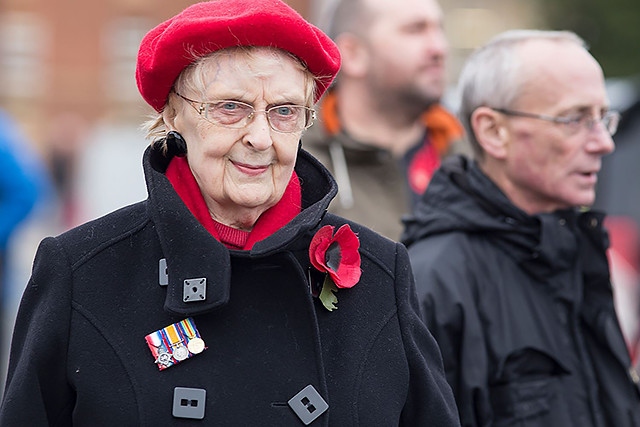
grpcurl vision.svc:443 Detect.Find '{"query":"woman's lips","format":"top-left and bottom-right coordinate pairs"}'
top-left (233, 161), bottom-right (269, 176)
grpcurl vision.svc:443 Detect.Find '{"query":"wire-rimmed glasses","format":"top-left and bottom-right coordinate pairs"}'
top-left (175, 92), bottom-right (316, 134)
top-left (492, 107), bottom-right (621, 136)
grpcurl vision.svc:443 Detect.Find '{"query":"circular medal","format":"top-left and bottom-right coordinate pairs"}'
top-left (187, 337), bottom-right (206, 354)
top-left (173, 345), bottom-right (189, 361)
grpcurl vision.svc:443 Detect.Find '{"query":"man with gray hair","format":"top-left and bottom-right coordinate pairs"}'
top-left (402, 29), bottom-right (640, 426)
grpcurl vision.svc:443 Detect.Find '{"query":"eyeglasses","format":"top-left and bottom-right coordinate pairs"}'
top-left (175, 92), bottom-right (316, 134)
top-left (492, 107), bottom-right (620, 136)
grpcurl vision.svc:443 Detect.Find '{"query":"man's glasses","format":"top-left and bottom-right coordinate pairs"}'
top-left (175, 92), bottom-right (316, 134)
top-left (492, 107), bottom-right (620, 136)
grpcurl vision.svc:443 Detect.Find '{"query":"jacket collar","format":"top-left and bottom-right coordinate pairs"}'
top-left (404, 155), bottom-right (604, 279)
top-left (144, 145), bottom-right (337, 316)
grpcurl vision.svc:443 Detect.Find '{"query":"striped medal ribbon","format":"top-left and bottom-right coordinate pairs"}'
top-left (145, 317), bottom-right (207, 371)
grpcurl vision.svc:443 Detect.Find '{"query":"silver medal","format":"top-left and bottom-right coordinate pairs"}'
top-left (173, 345), bottom-right (189, 361)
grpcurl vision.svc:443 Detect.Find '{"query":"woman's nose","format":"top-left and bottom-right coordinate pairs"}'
top-left (243, 112), bottom-right (273, 150)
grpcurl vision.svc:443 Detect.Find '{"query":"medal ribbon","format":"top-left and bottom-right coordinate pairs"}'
top-left (145, 317), bottom-right (207, 371)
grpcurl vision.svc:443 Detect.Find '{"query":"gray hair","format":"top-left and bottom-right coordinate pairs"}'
top-left (457, 29), bottom-right (587, 158)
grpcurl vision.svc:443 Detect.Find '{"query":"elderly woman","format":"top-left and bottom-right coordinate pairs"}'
top-left (0, 1), bottom-right (458, 425)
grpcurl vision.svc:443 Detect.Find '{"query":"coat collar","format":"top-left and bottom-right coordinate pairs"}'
top-left (143, 145), bottom-right (337, 316)
top-left (404, 155), bottom-right (607, 279)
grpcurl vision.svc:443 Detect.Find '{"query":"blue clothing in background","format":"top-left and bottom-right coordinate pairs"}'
top-left (0, 110), bottom-right (51, 313)
top-left (0, 112), bottom-right (48, 249)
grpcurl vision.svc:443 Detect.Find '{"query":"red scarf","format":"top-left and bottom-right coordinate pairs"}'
top-left (166, 156), bottom-right (302, 250)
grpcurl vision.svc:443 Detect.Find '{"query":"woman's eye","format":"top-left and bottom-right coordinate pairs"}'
top-left (220, 102), bottom-right (240, 111)
top-left (274, 106), bottom-right (293, 116)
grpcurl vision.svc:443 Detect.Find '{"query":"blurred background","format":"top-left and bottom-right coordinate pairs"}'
top-left (1, 0), bottom-right (639, 392)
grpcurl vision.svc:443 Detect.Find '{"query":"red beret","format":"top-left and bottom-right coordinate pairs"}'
top-left (136, 0), bottom-right (341, 112)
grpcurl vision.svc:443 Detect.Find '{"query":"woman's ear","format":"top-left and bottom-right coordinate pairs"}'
top-left (471, 106), bottom-right (509, 160)
top-left (162, 102), bottom-right (178, 131)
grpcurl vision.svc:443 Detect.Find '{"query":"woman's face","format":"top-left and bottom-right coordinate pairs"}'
top-left (167, 49), bottom-right (309, 230)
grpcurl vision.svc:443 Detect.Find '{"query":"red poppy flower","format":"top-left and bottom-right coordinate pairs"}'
top-left (309, 224), bottom-right (361, 289)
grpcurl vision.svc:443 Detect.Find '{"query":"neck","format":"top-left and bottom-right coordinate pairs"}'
top-left (205, 201), bottom-right (267, 231)
top-left (478, 159), bottom-right (554, 216)
top-left (336, 84), bottom-right (426, 157)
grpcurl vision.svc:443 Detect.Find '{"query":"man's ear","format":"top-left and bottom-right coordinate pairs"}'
top-left (472, 106), bottom-right (509, 160)
top-left (335, 33), bottom-right (369, 77)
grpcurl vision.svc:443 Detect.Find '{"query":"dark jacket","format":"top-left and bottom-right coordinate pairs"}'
top-left (0, 146), bottom-right (459, 426)
top-left (402, 155), bottom-right (640, 427)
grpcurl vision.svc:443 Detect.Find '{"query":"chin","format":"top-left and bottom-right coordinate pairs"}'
top-left (570, 196), bottom-right (595, 209)
top-left (236, 199), bottom-right (269, 210)
top-left (235, 194), bottom-right (276, 210)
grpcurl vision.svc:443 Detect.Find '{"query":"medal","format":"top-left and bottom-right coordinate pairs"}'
top-left (145, 317), bottom-right (207, 371)
top-left (156, 349), bottom-right (172, 367)
top-left (173, 345), bottom-right (189, 361)
top-left (187, 337), bottom-right (206, 354)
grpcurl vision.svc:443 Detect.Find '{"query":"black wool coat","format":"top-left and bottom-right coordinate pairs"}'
top-left (0, 147), bottom-right (459, 426)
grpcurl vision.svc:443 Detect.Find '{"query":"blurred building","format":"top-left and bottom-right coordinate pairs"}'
top-left (431, 0), bottom-right (546, 82)
top-left (0, 0), bottom-right (310, 150)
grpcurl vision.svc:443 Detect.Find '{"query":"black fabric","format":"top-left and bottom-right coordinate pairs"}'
top-left (402, 155), bottom-right (640, 427)
top-left (0, 147), bottom-right (459, 426)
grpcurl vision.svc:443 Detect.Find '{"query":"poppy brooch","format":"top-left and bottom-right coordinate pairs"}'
top-left (309, 224), bottom-right (362, 311)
